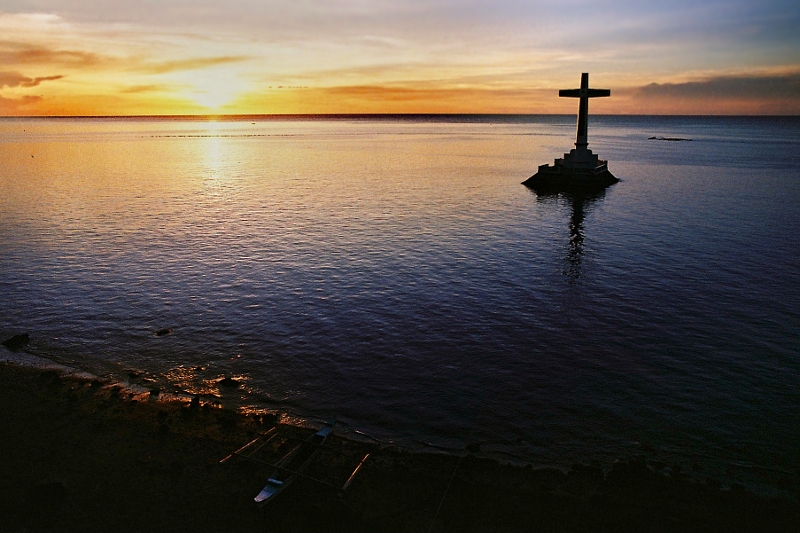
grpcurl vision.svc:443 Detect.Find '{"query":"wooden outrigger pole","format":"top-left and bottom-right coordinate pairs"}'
top-left (220, 420), bottom-right (371, 504)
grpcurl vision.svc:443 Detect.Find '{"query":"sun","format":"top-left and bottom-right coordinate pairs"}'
top-left (177, 68), bottom-right (248, 111)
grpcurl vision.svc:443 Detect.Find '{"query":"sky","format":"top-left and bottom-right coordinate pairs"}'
top-left (1, 0), bottom-right (799, 115)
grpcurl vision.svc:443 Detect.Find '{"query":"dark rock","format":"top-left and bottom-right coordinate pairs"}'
top-left (606, 459), bottom-right (652, 488)
top-left (260, 413), bottom-right (278, 426)
top-left (730, 482), bottom-right (746, 493)
top-left (154, 328), bottom-right (172, 337)
top-left (216, 409), bottom-right (239, 431)
top-left (26, 481), bottom-right (68, 507)
top-left (169, 460), bottom-right (184, 477)
top-left (189, 395), bottom-right (200, 410)
top-left (465, 442), bottom-right (481, 453)
top-left (2, 333), bottom-right (29, 351)
top-left (568, 463), bottom-right (604, 485)
top-left (218, 377), bottom-right (241, 388)
top-left (149, 388), bottom-right (160, 398)
top-left (39, 370), bottom-right (62, 388)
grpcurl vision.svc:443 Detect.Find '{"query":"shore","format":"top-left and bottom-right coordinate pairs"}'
top-left (1, 362), bottom-right (798, 532)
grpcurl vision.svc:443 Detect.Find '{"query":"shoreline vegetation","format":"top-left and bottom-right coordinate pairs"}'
top-left (1, 361), bottom-right (798, 532)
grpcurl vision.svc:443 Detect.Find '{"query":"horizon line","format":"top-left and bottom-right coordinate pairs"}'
top-left (3, 113), bottom-right (799, 119)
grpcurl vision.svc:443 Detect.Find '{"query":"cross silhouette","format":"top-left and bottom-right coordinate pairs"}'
top-left (559, 73), bottom-right (610, 155)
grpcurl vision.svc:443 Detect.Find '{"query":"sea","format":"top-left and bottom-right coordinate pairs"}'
top-left (1, 114), bottom-right (798, 493)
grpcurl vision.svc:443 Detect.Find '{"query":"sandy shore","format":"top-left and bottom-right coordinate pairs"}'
top-left (0, 362), bottom-right (798, 532)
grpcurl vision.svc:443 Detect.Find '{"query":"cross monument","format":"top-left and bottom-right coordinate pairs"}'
top-left (559, 73), bottom-right (610, 164)
top-left (522, 72), bottom-right (618, 190)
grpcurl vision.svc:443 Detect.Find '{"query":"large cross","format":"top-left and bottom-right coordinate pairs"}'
top-left (559, 73), bottom-right (610, 154)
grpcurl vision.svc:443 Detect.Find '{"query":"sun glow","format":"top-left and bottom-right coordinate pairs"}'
top-left (177, 69), bottom-right (249, 111)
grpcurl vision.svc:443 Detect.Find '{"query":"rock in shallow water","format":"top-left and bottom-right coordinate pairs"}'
top-left (2, 333), bottom-right (29, 351)
top-left (218, 377), bottom-right (241, 388)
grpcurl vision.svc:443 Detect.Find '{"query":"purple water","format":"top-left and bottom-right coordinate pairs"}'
top-left (1, 115), bottom-right (798, 491)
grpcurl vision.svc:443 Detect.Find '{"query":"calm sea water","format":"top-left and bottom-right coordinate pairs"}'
top-left (1, 115), bottom-right (799, 490)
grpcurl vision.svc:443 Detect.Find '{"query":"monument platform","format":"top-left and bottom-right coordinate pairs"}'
top-left (522, 149), bottom-right (618, 192)
top-left (523, 73), bottom-right (618, 192)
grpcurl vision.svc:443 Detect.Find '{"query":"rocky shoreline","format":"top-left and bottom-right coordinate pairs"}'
top-left (1, 362), bottom-right (798, 532)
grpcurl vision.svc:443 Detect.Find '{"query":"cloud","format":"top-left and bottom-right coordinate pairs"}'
top-left (0, 72), bottom-right (64, 89)
top-left (229, 83), bottom-right (551, 114)
top-left (617, 71), bottom-right (800, 114)
top-left (635, 72), bottom-right (800, 100)
top-left (0, 71), bottom-right (64, 88)
top-left (118, 84), bottom-right (170, 94)
top-left (138, 55), bottom-right (250, 75)
top-left (0, 41), bottom-right (102, 67)
top-left (0, 94), bottom-right (43, 114)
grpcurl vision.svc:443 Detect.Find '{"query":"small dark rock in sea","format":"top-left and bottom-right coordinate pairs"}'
top-left (154, 328), bottom-right (172, 337)
top-left (189, 395), bottom-right (201, 410)
top-left (648, 136), bottom-right (692, 141)
top-left (149, 388), bottom-right (160, 398)
top-left (218, 377), bottom-right (241, 388)
top-left (2, 333), bottom-right (30, 351)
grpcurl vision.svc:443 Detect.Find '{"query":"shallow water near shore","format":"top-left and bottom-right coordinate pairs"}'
top-left (1, 115), bottom-right (799, 491)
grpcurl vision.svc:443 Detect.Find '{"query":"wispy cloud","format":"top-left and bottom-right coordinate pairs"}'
top-left (118, 84), bottom-right (171, 94)
top-left (0, 71), bottom-right (64, 88)
top-left (138, 55), bottom-right (250, 75)
top-left (0, 41), bottom-right (102, 68)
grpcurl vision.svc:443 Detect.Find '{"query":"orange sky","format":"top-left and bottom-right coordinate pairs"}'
top-left (1, 3), bottom-right (799, 115)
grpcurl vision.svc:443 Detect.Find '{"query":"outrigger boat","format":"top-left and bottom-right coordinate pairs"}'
top-left (254, 419), bottom-right (334, 504)
top-left (220, 418), bottom-right (370, 507)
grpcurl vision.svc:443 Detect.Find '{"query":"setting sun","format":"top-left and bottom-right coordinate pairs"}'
top-left (178, 68), bottom-right (249, 110)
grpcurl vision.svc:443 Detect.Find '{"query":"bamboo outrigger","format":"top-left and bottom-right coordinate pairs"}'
top-left (220, 419), bottom-right (370, 506)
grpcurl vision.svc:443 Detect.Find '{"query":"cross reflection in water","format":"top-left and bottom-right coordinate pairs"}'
top-left (526, 186), bottom-right (608, 280)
